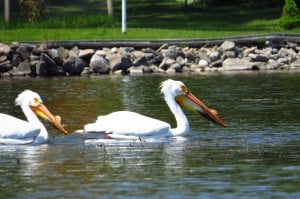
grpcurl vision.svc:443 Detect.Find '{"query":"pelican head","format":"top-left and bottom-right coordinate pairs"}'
top-left (15, 90), bottom-right (68, 135)
top-left (160, 79), bottom-right (227, 128)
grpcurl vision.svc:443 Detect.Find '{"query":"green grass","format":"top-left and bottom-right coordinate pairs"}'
top-left (3, 28), bottom-right (287, 42)
top-left (0, 0), bottom-right (300, 43)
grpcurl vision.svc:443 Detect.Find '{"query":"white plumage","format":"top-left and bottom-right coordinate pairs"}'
top-left (77, 79), bottom-right (227, 140)
top-left (0, 90), bottom-right (68, 145)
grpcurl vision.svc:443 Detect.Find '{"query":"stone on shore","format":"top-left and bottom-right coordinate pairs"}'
top-left (223, 58), bottom-right (253, 71)
top-left (89, 54), bottom-right (110, 74)
top-left (0, 61), bottom-right (12, 73)
top-left (63, 56), bottom-right (86, 75)
top-left (220, 40), bottom-right (236, 51)
top-left (0, 43), bottom-right (11, 54)
top-left (9, 60), bottom-right (31, 76)
top-left (41, 53), bottom-right (62, 75)
top-left (1, 37), bottom-right (300, 77)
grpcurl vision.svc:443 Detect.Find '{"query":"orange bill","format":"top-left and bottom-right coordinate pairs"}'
top-left (176, 92), bottom-right (228, 128)
top-left (31, 104), bottom-right (68, 135)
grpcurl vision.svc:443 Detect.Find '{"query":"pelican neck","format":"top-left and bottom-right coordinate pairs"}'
top-left (21, 104), bottom-right (48, 144)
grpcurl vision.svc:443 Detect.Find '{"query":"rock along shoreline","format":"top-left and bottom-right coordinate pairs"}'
top-left (1, 33), bottom-right (300, 77)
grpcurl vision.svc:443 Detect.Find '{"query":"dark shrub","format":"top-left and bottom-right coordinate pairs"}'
top-left (279, 0), bottom-right (300, 29)
top-left (282, 0), bottom-right (299, 16)
top-left (279, 15), bottom-right (300, 29)
top-left (19, 0), bottom-right (48, 23)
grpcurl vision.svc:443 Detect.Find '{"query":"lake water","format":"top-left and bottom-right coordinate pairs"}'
top-left (0, 72), bottom-right (299, 198)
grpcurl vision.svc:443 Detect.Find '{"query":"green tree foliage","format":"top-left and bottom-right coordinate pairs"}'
top-left (19, 0), bottom-right (47, 23)
top-left (192, 0), bottom-right (283, 8)
top-left (279, 0), bottom-right (300, 29)
top-left (282, 0), bottom-right (299, 16)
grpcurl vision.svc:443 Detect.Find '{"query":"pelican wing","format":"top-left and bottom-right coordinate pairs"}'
top-left (0, 114), bottom-right (40, 139)
top-left (0, 137), bottom-right (35, 145)
top-left (84, 111), bottom-right (171, 137)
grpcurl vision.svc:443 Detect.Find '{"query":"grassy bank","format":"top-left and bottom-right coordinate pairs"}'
top-left (1, 0), bottom-right (300, 43)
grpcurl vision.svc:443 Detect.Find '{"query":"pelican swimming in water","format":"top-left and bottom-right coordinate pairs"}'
top-left (0, 90), bottom-right (68, 145)
top-left (77, 79), bottom-right (227, 140)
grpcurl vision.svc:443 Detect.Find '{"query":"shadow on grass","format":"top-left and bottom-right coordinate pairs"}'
top-left (123, 1), bottom-right (281, 31)
top-left (0, 0), bottom-right (282, 31)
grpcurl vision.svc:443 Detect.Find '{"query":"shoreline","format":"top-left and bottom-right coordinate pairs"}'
top-left (1, 33), bottom-right (300, 77)
top-left (2, 69), bottom-right (300, 80)
top-left (16, 33), bottom-right (300, 49)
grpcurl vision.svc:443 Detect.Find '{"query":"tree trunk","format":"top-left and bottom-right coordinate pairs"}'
top-left (4, 0), bottom-right (10, 23)
top-left (106, 0), bottom-right (113, 16)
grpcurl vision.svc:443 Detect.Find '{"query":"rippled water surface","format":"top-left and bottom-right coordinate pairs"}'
top-left (0, 72), bottom-right (299, 198)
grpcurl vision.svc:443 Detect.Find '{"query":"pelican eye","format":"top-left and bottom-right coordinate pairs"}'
top-left (34, 98), bottom-right (42, 106)
top-left (180, 84), bottom-right (189, 94)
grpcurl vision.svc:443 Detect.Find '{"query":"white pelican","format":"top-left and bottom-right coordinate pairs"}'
top-left (78, 79), bottom-right (227, 140)
top-left (0, 90), bottom-right (68, 145)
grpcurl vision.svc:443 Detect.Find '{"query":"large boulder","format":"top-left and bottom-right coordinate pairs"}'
top-left (63, 56), bottom-right (86, 75)
top-left (78, 49), bottom-right (95, 60)
top-left (129, 66), bottom-right (144, 75)
top-left (89, 54), bottom-right (110, 74)
top-left (148, 54), bottom-right (163, 65)
top-left (57, 47), bottom-right (69, 59)
top-left (248, 53), bottom-right (269, 62)
top-left (34, 61), bottom-right (48, 76)
top-left (0, 61), bottom-right (13, 73)
top-left (223, 58), bottom-right (253, 71)
top-left (220, 40), bottom-right (236, 51)
top-left (48, 48), bottom-right (64, 66)
top-left (133, 56), bottom-right (148, 66)
top-left (9, 60), bottom-right (31, 76)
top-left (16, 45), bottom-right (32, 60)
top-left (162, 48), bottom-right (184, 59)
top-left (208, 50), bottom-right (221, 62)
top-left (107, 53), bottom-right (132, 72)
top-left (0, 43), bottom-right (11, 55)
top-left (41, 53), bottom-right (62, 75)
top-left (69, 46), bottom-right (79, 57)
top-left (290, 58), bottom-right (300, 68)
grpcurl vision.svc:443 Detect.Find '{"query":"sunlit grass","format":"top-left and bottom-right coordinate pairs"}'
top-left (2, 27), bottom-right (298, 43)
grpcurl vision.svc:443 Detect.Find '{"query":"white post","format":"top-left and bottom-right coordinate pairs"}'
top-left (4, 0), bottom-right (10, 23)
top-left (122, 0), bottom-right (127, 34)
